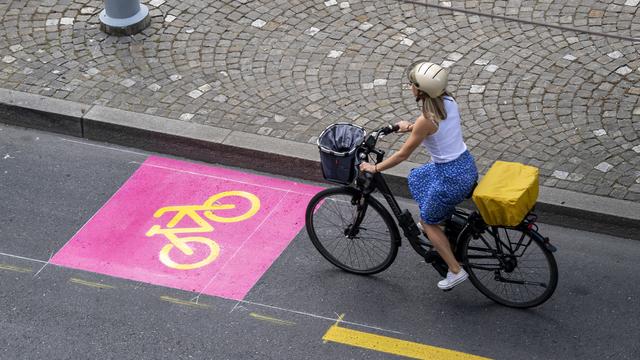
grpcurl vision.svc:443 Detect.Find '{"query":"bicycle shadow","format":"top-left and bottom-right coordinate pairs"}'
top-left (311, 267), bottom-right (411, 296)
top-left (442, 291), bottom-right (564, 324)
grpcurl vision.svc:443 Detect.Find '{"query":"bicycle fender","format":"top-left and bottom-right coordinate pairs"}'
top-left (529, 229), bottom-right (557, 253)
top-left (454, 223), bottom-right (473, 260)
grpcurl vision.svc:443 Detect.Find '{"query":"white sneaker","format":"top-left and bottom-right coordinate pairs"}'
top-left (437, 269), bottom-right (469, 290)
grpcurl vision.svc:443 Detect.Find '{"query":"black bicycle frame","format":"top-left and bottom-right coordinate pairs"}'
top-left (360, 148), bottom-right (421, 233)
top-left (350, 127), bottom-right (451, 276)
top-left (355, 169), bottom-right (433, 259)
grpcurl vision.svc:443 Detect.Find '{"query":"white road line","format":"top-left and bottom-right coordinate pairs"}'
top-left (234, 299), bottom-right (404, 335)
top-left (59, 138), bottom-right (322, 196)
top-left (0, 252), bottom-right (402, 335)
top-left (0, 252), bottom-right (48, 264)
top-left (49, 168), bottom-right (142, 258)
top-left (197, 190), bottom-right (291, 298)
top-left (33, 250), bottom-right (54, 278)
top-left (133, 161), bottom-right (319, 196)
top-left (58, 137), bottom-right (149, 157)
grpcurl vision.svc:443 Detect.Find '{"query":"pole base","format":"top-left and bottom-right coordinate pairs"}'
top-left (99, 5), bottom-right (151, 36)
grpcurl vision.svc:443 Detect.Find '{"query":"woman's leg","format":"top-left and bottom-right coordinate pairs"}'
top-left (421, 222), bottom-right (461, 274)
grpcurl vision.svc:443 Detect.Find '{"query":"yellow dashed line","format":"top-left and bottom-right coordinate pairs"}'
top-left (160, 296), bottom-right (210, 308)
top-left (249, 312), bottom-right (295, 326)
top-left (69, 278), bottom-right (115, 289)
top-left (0, 263), bottom-right (32, 273)
top-left (323, 315), bottom-right (491, 360)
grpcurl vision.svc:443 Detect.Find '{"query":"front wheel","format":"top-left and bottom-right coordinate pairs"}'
top-left (461, 227), bottom-right (558, 308)
top-left (305, 187), bottom-right (399, 275)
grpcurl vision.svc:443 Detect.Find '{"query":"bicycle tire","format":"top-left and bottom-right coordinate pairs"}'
top-left (305, 187), bottom-right (399, 275)
top-left (461, 227), bottom-right (558, 308)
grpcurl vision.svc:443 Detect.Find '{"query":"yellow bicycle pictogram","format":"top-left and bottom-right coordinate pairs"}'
top-left (145, 191), bottom-right (261, 270)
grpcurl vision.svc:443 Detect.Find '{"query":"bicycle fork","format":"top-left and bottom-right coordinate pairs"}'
top-left (346, 194), bottom-right (369, 238)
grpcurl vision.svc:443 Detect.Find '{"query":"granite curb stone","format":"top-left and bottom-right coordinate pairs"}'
top-left (1, 88), bottom-right (638, 239)
top-left (0, 88), bottom-right (88, 136)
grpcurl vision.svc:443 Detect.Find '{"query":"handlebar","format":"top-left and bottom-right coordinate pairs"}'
top-left (355, 124), bottom-right (396, 191)
top-left (375, 124), bottom-right (400, 137)
top-left (362, 124), bottom-right (399, 151)
top-left (355, 124), bottom-right (399, 191)
top-left (358, 123), bottom-right (399, 168)
top-left (383, 124), bottom-right (401, 135)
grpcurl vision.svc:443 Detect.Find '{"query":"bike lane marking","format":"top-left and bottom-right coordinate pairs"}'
top-left (50, 156), bottom-right (323, 301)
top-left (69, 277), bottom-right (116, 290)
top-left (249, 312), bottom-right (296, 326)
top-left (323, 315), bottom-right (491, 360)
top-left (160, 295), bottom-right (211, 308)
top-left (0, 263), bottom-right (33, 274)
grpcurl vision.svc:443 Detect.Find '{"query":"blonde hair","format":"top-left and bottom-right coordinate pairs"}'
top-left (416, 90), bottom-right (453, 123)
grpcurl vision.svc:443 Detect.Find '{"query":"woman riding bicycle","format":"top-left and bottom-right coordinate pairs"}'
top-left (359, 61), bottom-right (478, 290)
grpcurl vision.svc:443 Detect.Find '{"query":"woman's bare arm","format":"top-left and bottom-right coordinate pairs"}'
top-left (360, 113), bottom-right (437, 173)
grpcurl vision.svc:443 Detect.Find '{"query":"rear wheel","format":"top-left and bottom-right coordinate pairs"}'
top-left (305, 187), bottom-right (399, 275)
top-left (461, 227), bottom-right (558, 308)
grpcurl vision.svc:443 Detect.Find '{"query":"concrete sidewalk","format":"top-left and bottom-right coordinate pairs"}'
top-left (0, 0), bottom-right (639, 236)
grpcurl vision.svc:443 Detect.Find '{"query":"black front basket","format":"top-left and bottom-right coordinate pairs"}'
top-left (317, 123), bottom-right (366, 185)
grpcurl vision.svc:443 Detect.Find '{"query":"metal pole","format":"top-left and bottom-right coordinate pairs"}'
top-left (100, 0), bottom-right (151, 36)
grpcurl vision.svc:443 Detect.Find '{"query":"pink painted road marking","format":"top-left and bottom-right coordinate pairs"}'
top-left (51, 156), bottom-right (323, 300)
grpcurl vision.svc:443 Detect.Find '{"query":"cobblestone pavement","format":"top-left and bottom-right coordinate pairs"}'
top-left (1, 0), bottom-right (639, 201)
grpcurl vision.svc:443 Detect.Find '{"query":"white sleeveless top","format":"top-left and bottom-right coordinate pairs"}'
top-left (421, 96), bottom-right (467, 163)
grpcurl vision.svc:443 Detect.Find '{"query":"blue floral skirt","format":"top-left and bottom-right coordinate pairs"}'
top-left (407, 150), bottom-right (478, 224)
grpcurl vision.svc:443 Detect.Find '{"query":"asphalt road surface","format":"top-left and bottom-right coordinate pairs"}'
top-left (1, 124), bottom-right (639, 360)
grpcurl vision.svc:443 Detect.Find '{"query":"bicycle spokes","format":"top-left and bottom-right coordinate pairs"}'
top-left (306, 188), bottom-right (398, 274)
top-left (463, 227), bottom-right (557, 307)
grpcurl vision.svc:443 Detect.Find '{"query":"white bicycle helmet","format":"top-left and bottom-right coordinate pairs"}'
top-left (408, 62), bottom-right (448, 98)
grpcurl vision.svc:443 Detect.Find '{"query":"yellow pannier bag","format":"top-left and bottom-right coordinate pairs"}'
top-left (472, 161), bottom-right (539, 226)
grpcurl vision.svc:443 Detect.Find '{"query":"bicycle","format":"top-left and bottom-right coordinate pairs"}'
top-left (146, 191), bottom-right (261, 270)
top-left (305, 124), bottom-right (558, 308)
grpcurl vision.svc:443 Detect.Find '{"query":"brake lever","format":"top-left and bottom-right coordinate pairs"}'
top-left (378, 124), bottom-right (400, 138)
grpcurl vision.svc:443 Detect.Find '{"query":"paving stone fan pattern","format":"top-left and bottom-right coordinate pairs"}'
top-left (0, 0), bottom-right (639, 200)
top-left (429, 0), bottom-right (640, 38)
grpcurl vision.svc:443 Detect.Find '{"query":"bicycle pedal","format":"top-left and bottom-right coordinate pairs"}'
top-left (430, 261), bottom-right (449, 278)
